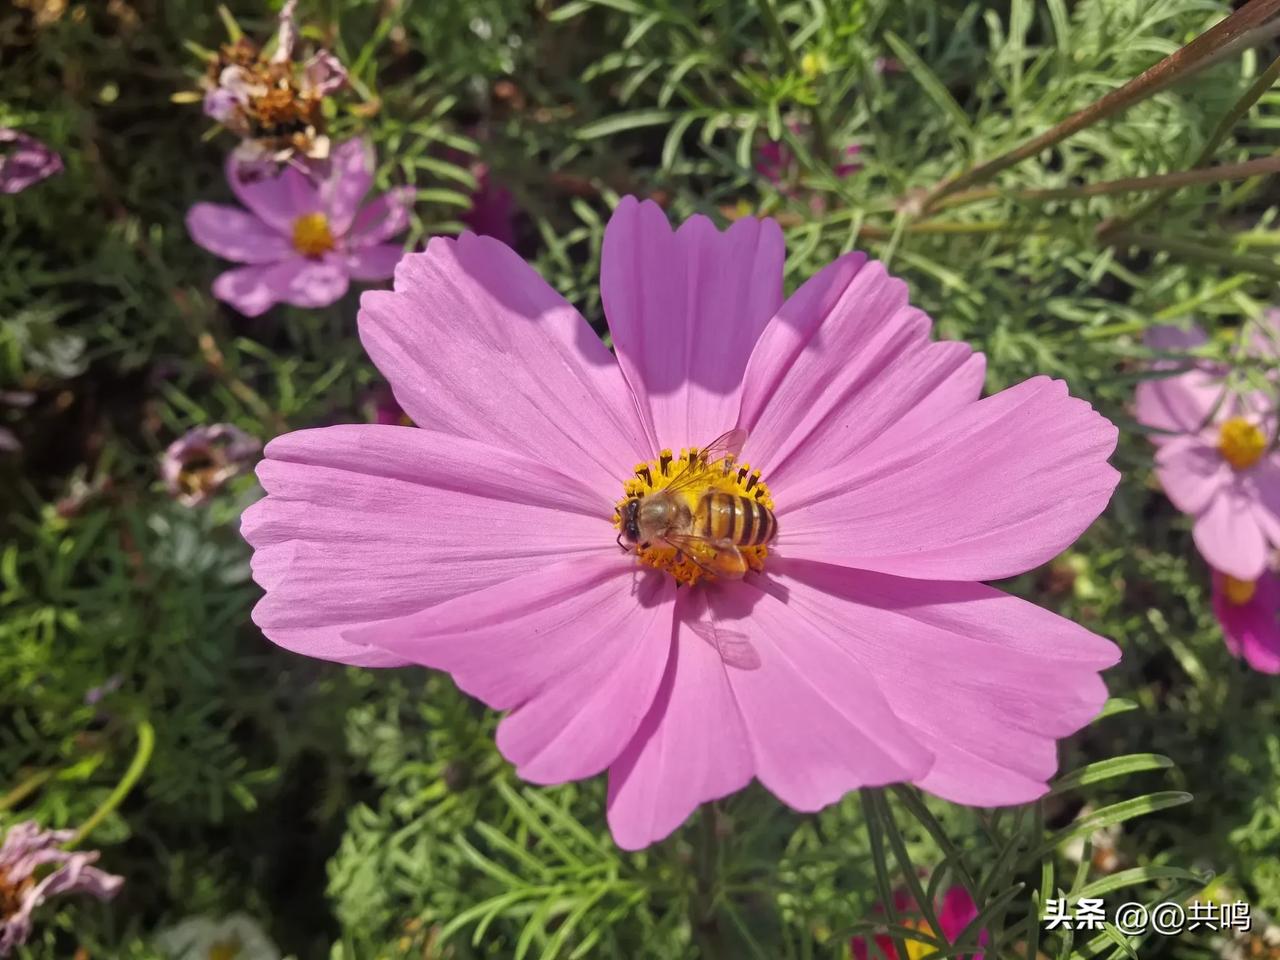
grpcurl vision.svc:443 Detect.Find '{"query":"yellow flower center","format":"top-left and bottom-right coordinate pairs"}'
top-left (903, 918), bottom-right (939, 960)
top-left (1218, 417), bottom-right (1266, 470)
top-left (1224, 575), bottom-right (1258, 606)
top-left (208, 941), bottom-right (241, 960)
top-left (291, 212), bottom-right (335, 257)
top-left (614, 446), bottom-right (775, 588)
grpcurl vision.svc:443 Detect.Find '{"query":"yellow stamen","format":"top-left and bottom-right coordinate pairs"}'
top-left (291, 212), bottom-right (335, 257)
top-left (1218, 417), bottom-right (1267, 470)
top-left (1224, 575), bottom-right (1257, 606)
top-left (613, 446), bottom-right (775, 588)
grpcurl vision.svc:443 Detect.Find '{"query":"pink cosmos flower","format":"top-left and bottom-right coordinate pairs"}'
top-left (1212, 566), bottom-right (1280, 674)
top-left (0, 821), bottom-right (123, 955)
top-left (1134, 322), bottom-right (1280, 580)
top-left (0, 129), bottom-right (62, 194)
top-left (463, 162), bottom-right (516, 247)
top-left (852, 885), bottom-right (985, 960)
top-left (187, 139), bottom-right (412, 317)
top-left (241, 197), bottom-right (1120, 850)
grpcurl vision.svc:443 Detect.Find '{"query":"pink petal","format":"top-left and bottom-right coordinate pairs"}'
top-left (780, 377), bottom-right (1120, 582)
top-left (347, 557), bottom-right (675, 783)
top-left (771, 559), bottom-right (1117, 805)
top-left (1193, 483), bottom-right (1269, 580)
top-left (226, 153), bottom-right (320, 234)
top-left (606, 602), bottom-right (754, 851)
top-left (704, 582), bottom-right (934, 810)
top-left (1134, 323), bottom-right (1222, 442)
top-left (1213, 570), bottom-right (1280, 673)
top-left (600, 196), bottom-right (785, 451)
top-left (186, 203), bottom-right (292, 263)
top-left (346, 243), bottom-right (405, 281)
top-left (241, 424), bottom-right (617, 666)
top-left (358, 234), bottom-right (651, 494)
top-left (212, 257), bottom-right (349, 316)
top-left (349, 187), bottom-right (415, 246)
top-left (320, 138), bottom-right (374, 235)
top-left (738, 256), bottom-right (977, 488)
top-left (1153, 434), bottom-right (1230, 514)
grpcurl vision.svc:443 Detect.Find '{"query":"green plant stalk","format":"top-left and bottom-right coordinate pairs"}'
top-left (66, 720), bottom-right (155, 849)
top-left (1099, 50), bottom-right (1280, 240)
top-left (691, 804), bottom-right (728, 960)
top-left (0, 768), bottom-right (57, 814)
top-left (869, 791), bottom-right (945, 951)
top-left (918, 0), bottom-right (1280, 212)
top-left (934, 153), bottom-right (1280, 211)
top-left (1112, 229), bottom-right (1280, 282)
top-left (860, 789), bottom-right (911, 960)
top-left (756, 0), bottom-right (833, 169)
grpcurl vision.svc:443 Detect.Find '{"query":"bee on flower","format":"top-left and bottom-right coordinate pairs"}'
top-left (193, 0), bottom-right (347, 171)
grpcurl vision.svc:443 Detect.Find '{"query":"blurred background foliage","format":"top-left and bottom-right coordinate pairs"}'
top-left (4, 0), bottom-right (1280, 956)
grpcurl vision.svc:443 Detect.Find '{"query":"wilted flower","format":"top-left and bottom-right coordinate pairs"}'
top-left (1211, 564), bottom-right (1280, 674)
top-left (242, 197), bottom-right (1119, 850)
top-left (1134, 322), bottom-right (1280, 580)
top-left (162, 424), bottom-right (260, 506)
top-left (155, 912), bottom-right (280, 960)
top-left (199, 0), bottom-right (347, 169)
top-left (0, 820), bottom-right (123, 956)
top-left (0, 129), bottom-right (62, 194)
top-left (187, 139), bottom-right (412, 316)
top-left (852, 885), bottom-right (985, 960)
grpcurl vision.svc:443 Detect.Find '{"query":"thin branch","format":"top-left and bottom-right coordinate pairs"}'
top-left (917, 0), bottom-right (1280, 212)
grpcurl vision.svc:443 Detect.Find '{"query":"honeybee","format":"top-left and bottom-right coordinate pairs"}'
top-left (618, 428), bottom-right (777, 580)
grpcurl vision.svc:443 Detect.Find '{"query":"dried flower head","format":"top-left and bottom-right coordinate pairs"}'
top-left (0, 821), bottom-right (123, 956)
top-left (161, 424), bottom-right (260, 507)
top-left (198, 0), bottom-right (348, 169)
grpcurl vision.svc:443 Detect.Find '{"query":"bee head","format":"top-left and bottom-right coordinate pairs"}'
top-left (620, 497), bottom-right (643, 545)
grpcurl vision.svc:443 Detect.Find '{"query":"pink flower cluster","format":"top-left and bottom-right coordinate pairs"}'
top-left (1135, 317), bottom-right (1280, 671)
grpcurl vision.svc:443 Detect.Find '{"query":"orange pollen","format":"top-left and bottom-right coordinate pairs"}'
top-left (291, 212), bottom-right (335, 257)
top-left (1218, 417), bottom-right (1267, 470)
top-left (1224, 576), bottom-right (1258, 606)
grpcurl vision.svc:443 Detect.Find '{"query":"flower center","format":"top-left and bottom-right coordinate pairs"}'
top-left (614, 445), bottom-right (775, 588)
top-left (903, 918), bottom-right (940, 960)
top-left (209, 940), bottom-right (242, 960)
top-left (1218, 417), bottom-right (1266, 470)
top-left (0, 868), bottom-right (33, 921)
top-left (291, 212), bottom-right (335, 257)
top-left (1224, 575), bottom-right (1257, 606)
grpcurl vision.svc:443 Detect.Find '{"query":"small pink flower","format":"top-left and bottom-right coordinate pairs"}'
top-left (162, 423), bottom-right (261, 506)
top-left (1212, 567), bottom-right (1280, 674)
top-left (0, 821), bottom-right (123, 955)
top-left (241, 198), bottom-right (1119, 850)
top-left (852, 885), bottom-right (985, 960)
top-left (756, 121), bottom-right (862, 188)
top-left (1134, 322), bottom-right (1280, 580)
top-left (0, 130), bottom-right (62, 194)
top-left (187, 139), bottom-right (412, 316)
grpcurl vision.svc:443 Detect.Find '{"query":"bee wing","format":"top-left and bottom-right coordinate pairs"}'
top-left (662, 428), bottom-right (748, 495)
top-left (661, 531), bottom-right (742, 566)
top-left (687, 618), bottom-right (761, 671)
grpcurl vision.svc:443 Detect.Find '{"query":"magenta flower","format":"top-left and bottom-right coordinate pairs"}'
top-left (463, 162), bottom-right (516, 247)
top-left (241, 197), bottom-right (1119, 850)
top-left (1212, 567), bottom-right (1280, 674)
top-left (1134, 322), bottom-right (1280, 580)
top-left (162, 423), bottom-right (261, 506)
top-left (756, 121), bottom-right (862, 187)
top-left (187, 139), bottom-right (412, 316)
top-left (852, 885), bottom-right (985, 960)
top-left (0, 821), bottom-right (123, 956)
top-left (0, 130), bottom-right (62, 194)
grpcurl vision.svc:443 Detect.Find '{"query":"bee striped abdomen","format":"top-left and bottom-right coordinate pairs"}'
top-left (697, 492), bottom-right (777, 546)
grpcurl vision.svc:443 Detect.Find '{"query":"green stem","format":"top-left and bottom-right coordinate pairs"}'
top-left (1099, 50), bottom-right (1280, 240)
top-left (861, 789), bottom-right (911, 960)
top-left (933, 153), bottom-right (1280, 211)
top-left (1112, 229), bottom-right (1280, 281)
top-left (66, 720), bottom-right (154, 849)
top-left (918, 0), bottom-right (1280, 212)
top-left (691, 805), bottom-right (728, 960)
top-left (756, 0), bottom-right (833, 165)
top-left (0, 769), bottom-right (56, 814)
